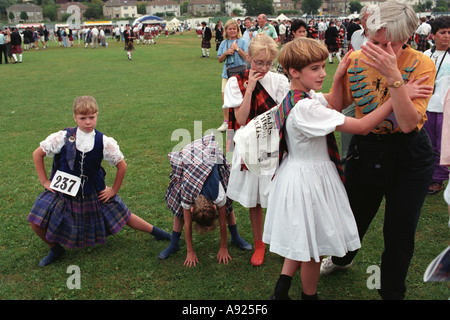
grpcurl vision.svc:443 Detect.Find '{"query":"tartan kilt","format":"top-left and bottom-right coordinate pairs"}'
top-left (125, 41), bottom-right (134, 51)
top-left (327, 42), bottom-right (339, 53)
top-left (27, 190), bottom-right (131, 249)
top-left (319, 31), bottom-right (325, 40)
top-left (201, 38), bottom-right (211, 49)
top-left (11, 45), bottom-right (22, 54)
top-left (417, 35), bottom-right (429, 51)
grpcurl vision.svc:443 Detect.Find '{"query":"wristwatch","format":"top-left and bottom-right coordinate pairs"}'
top-left (236, 48), bottom-right (240, 52)
top-left (388, 80), bottom-right (402, 88)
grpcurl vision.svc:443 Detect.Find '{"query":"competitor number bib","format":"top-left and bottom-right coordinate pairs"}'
top-left (50, 170), bottom-right (81, 197)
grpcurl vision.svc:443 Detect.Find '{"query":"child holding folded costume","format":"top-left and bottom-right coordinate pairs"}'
top-left (223, 33), bottom-right (289, 267)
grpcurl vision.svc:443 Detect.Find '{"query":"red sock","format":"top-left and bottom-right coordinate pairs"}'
top-left (251, 240), bottom-right (265, 266)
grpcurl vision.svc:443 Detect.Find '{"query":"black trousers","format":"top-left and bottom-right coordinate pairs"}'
top-left (332, 129), bottom-right (433, 299)
top-left (0, 44), bottom-right (7, 64)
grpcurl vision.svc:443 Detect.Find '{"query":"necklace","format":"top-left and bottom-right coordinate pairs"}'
top-left (431, 50), bottom-right (446, 63)
top-left (428, 48), bottom-right (448, 93)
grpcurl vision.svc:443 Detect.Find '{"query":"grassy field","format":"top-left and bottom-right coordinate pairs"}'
top-left (0, 31), bottom-right (448, 302)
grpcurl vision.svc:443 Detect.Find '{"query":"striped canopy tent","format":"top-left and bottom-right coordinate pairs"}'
top-left (132, 15), bottom-right (164, 26)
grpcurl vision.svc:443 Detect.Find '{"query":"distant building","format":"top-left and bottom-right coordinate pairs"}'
top-left (103, 0), bottom-right (137, 19)
top-left (57, 2), bottom-right (88, 22)
top-left (224, 0), bottom-right (246, 16)
top-left (7, 3), bottom-right (43, 23)
top-left (273, 0), bottom-right (296, 13)
top-left (146, 0), bottom-right (181, 17)
top-left (187, 0), bottom-right (221, 15)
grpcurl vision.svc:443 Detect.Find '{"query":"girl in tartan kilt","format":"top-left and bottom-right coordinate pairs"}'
top-left (28, 96), bottom-right (170, 267)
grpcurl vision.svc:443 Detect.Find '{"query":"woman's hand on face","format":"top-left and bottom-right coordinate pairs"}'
top-left (246, 69), bottom-right (265, 91)
top-left (361, 42), bottom-right (400, 79)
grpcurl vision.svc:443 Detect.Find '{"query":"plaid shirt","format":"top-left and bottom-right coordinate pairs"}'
top-left (165, 134), bottom-right (233, 218)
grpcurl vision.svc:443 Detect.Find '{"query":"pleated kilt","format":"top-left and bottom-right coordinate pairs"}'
top-left (327, 42), bottom-right (339, 53)
top-left (417, 35), bottom-right (429, 51)
top-left (319, 31), bottom-right (325, 40)
top-left (201, 38), bottom-right (211, 49)
top-left (11, 45), bottom-right (22, 54)
top-left (27, 190), bottom-right (131, 249)
top-left (125, 41), bottom-right (134, 51)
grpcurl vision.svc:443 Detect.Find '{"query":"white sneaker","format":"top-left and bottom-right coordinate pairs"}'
top-left (217, 122), bottom-right (228, 132)
top-left (320, 256), bottom-right (352, 276)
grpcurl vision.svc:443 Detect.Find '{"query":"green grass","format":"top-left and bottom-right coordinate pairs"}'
top-left (0, 32), bottom-right (449, 301)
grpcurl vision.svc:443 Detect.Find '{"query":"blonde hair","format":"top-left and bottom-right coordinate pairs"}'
top-left (224, 19), bottom-right (242, 39)
top-left (366, 0), bottom-right (417, 42)
top-left (278, 37), bottom-right (328, 77)
top-left (192, 194), bottom-right (218, 234)
top-left (73, 96), bottom-right (98, 115)
top-left (248, 33), bottom-right (278, 61)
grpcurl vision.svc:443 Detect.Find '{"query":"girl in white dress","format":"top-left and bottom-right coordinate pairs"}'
top-left (263, 38), bottom-right (397, 299)
top-left (223, 34), bottom-right (289, 266)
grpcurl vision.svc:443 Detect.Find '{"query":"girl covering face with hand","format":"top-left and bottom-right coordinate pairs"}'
top-left (222, 33), bottom-right (290, 267)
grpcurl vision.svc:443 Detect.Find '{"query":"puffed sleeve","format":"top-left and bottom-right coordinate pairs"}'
top-left (39, 130), bottom-right (66, 157)
top-left (274, 74), bottom-right (290, 103)
top-left (222, 76), bottom-right (243, 109)
top-left (103, 135), bottom-right (124, 166)
top-left (291, 94), bottom-right (345, 138)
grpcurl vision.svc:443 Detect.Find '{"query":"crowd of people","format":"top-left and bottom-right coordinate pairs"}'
top-left (3, 0), bottom-right (447, 301)
top-left (208, 12), bottom-right (443, 132)
top-left (0, 22), bottom-right (169, 63)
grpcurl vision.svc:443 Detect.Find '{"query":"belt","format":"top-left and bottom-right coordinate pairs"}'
top-left (363, 131), bottom-right (418, 143)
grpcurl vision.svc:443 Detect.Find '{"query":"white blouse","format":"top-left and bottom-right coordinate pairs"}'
top-left (222, 71), bottom-right (290, 109)
top-left (40, 129), bottom-right (124, 167)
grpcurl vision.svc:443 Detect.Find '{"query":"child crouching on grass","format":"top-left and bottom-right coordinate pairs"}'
top-left (28, 96), bottom-right (171, 267)
top-left (160, 134), bottom-right (252, 267)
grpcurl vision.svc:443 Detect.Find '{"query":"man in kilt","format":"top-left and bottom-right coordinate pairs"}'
top-left (10, 27), bottom-right (22, 63)
top-left (325, 21), bottom-right (341, 64)
top-left (124, 24), bottom-right (134, 60)
top-left (415, 17), bottom-right (431, 52)
top-left (201, 22), bottom-right (212, 58)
